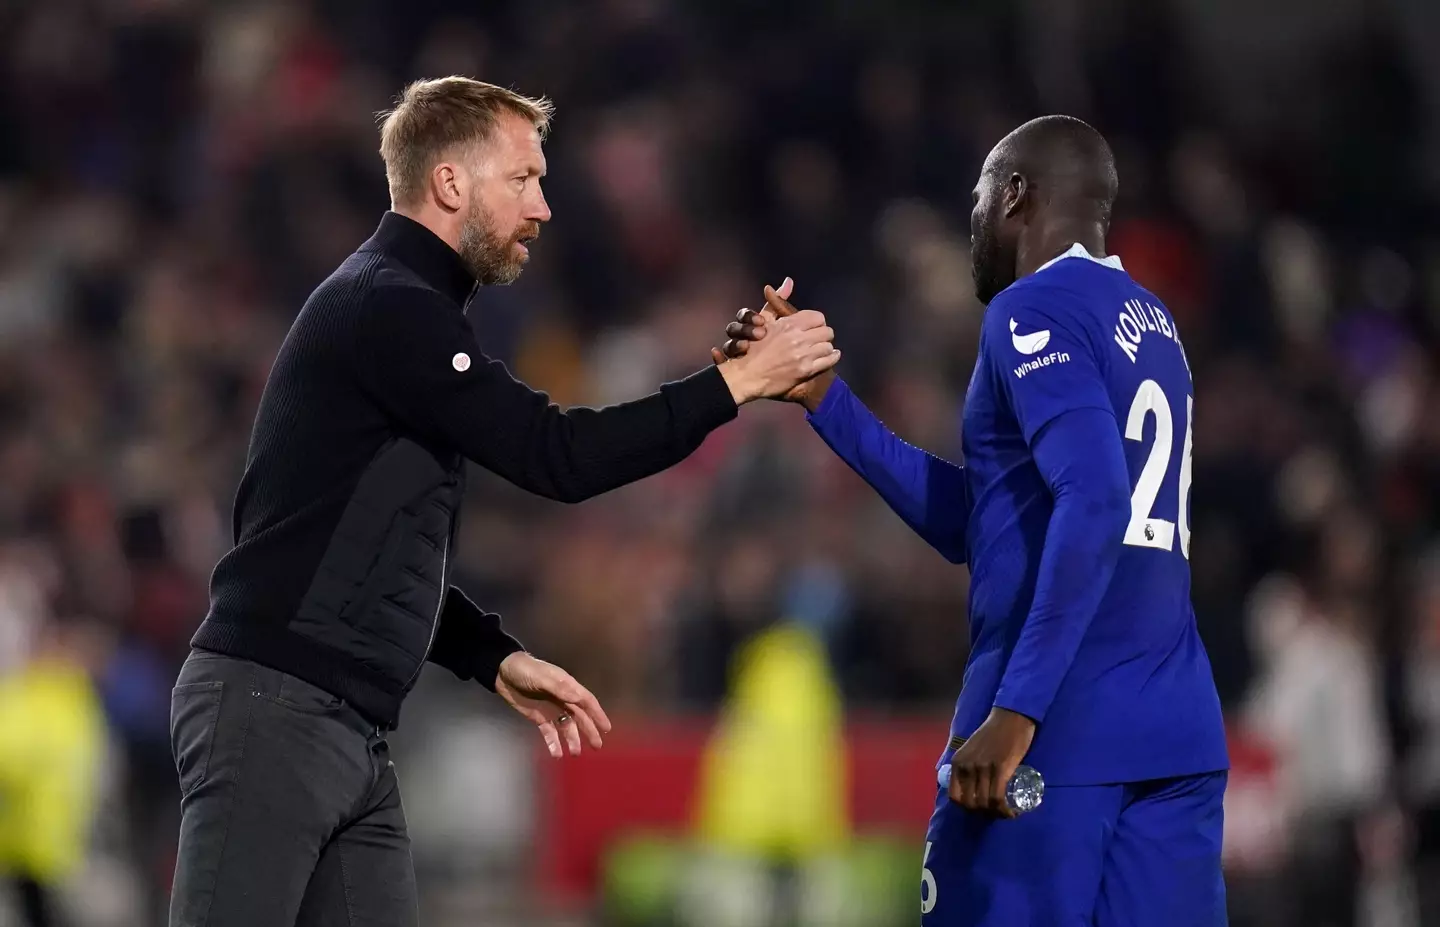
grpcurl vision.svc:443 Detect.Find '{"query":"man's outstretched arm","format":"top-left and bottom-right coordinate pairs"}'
top-left (351, 284), bottom-right (839, 503)
top-left (719, 283), bottom-right (968, 563)
top-left (806, 377), bottom-right (969, 564)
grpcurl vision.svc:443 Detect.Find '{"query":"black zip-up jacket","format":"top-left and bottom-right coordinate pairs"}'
top-left (192, 212), bottom-right (738, 727)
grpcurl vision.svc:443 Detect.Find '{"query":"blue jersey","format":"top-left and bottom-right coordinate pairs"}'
top-left (954, 245), bottom-right (1226, 784)
top-left (808, 244), bottom-right (1228, 785)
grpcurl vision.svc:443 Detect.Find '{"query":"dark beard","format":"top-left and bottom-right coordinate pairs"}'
top-left (970, 222), bottom-right (1011, 306)
top-left (458, 201), bottom-right (532, 286)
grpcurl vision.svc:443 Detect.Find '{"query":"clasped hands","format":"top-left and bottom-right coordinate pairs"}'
top-left (712, 278), bottom-right (840, 408)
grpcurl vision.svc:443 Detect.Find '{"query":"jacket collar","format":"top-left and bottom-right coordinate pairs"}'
top-left (360, 212), bottom-right (477, 307)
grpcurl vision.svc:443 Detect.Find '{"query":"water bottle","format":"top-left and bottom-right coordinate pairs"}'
top-left (937, 762), bottom-right (1045, 814)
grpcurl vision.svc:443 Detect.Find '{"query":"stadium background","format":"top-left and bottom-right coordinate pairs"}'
top-left (0, 0), bottom-right (1438, 924)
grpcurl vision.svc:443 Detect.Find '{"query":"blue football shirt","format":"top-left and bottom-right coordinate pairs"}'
top-left (809, 244), bottom-right (1228, 785)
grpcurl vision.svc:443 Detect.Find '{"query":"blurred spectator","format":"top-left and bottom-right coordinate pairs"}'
top-left (0, 607), bottom-right (106, 927)
top-left (1243, 559), bottom-right (1391, 926)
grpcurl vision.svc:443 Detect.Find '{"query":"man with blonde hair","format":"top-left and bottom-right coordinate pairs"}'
top-left (169, 77), bottom-right (838, 926)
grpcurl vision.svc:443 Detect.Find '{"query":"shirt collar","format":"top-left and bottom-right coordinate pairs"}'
top-left (1035, 242), bottom-right (1124, 274)
top-left (359, 211), bottom-right (478, 307)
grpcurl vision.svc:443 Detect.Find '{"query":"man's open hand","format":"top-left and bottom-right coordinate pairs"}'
top-left (946, 707), bottom-right (1037, 819)
top-left (712, 278), bottom-right (837, 412)
top-left (495, 652), bottom-right (612, 759)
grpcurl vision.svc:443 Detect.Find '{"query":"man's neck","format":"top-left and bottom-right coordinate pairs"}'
top-left (1016, 219), bottom-right (1107, 280)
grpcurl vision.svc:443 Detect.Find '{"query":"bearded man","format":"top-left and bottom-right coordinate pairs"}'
top-left (168, 77), bottom-right (839, 927)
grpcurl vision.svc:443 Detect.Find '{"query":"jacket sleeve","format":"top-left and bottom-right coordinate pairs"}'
top-left (351, 284), bottom-right (738, 503)
top-left (426, 585), bottom-right (525, 691)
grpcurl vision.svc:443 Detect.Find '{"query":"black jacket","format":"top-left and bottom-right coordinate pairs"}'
top-left (192, 213), bottom-right (738, 727)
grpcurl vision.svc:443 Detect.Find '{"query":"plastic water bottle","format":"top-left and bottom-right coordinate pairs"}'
top-left (937, 762), bottom-right (1045, 814)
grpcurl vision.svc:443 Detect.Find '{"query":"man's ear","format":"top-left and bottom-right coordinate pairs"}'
top-left (432, 162), bottom-right (464, 212)
top-left (1004, 173), bottom-right (1029, 219)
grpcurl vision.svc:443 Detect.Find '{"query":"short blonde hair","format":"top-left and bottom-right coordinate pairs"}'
top-left (377, 77), bottom-right (554, 208)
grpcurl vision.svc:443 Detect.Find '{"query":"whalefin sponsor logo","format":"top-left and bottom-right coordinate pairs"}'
top-left (1014, 351), bottom-right (1071, 379)
top-left (1010, 318), bottom-right (1051, 355)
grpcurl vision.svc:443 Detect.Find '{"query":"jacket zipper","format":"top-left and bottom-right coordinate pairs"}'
top-left (404, 530), bottom-right (448, 690)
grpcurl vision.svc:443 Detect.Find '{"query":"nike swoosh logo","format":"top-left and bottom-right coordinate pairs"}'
top-left (1010, 318), bottom-right (1051, 355)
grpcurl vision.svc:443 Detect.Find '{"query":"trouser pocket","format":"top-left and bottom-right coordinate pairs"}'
top-left (171, 680), bottom-right (224, 798)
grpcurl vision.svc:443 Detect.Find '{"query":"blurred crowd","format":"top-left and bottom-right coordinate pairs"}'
top-left (0, 0), bottom-right (1437, 924)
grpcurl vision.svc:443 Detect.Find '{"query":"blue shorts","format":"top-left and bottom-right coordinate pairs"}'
top-left (920, 771), bottom-right (1227, 927)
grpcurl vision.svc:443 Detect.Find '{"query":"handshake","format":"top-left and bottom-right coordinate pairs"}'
top-left (711, 278), bottom-right (838, 412)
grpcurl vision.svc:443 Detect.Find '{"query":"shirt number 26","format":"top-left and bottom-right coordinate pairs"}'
top-left (1123, 380), bottom-right (1193, 559)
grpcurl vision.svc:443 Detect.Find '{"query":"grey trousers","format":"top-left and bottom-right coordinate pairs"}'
top-left (169, 650), bottom-right (418, 927)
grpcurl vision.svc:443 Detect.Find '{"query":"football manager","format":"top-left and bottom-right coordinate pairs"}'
top-left (168, 76), bottom-right (839, 927)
